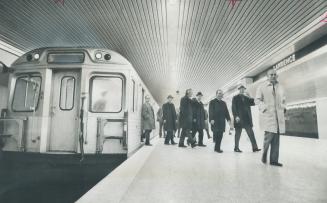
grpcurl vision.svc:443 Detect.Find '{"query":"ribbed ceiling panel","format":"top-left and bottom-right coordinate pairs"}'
top-left (0, 0), bottom-right (326, 103)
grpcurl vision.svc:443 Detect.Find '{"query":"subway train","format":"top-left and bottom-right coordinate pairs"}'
top-left (0, 47), bottom-right (158, 201)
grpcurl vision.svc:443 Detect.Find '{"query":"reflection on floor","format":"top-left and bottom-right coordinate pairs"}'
top-left (78, 132), bottom-right (327, 203)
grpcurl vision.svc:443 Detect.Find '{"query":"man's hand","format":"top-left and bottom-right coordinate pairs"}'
top-left (210, 120), bottom-right (215, 125)
top-left (244, 91), bottom-right (250, 97)
top-left (163, 120), bottom-right (166, 123)
top-left (235, 116), bottom-right (240, 123)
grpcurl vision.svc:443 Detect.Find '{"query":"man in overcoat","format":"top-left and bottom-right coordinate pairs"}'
top-left (256, 69), bottom-right (286, 167)
top-left (179, 89), bottom-right (196, 148)
top-left (141, 95), bottom-right (155, 146)
top-left (162, 95), bottom-right (177, 145)
top-left (209, 89), bottom-right (232, 153)
top-left (232, 84), bottom-right (261, 153)
top-left (192, 92), bottom-right (207, 146)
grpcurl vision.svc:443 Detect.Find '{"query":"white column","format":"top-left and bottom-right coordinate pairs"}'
top-left (316, 98), bottom-right (327, 139)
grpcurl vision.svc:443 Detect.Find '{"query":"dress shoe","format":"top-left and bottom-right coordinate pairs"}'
top-left (145, 143), bottom-right (152, 146)
top-left (198, 144), bottom-right (206, 147)
top-left (234, 148), bottom-right (242, 153)
top-left (191, 143), bottom-right (197, 148)
top-left (164, 143), bottom-right (169, 145)
top-left (171, 142), bottom-right (177, 145)
top-left (253, 148), bottom-right (261, 152)
top-left (261, 157), bottom-right (267, 164)
top-left (270, 162), bottom-right (283, 167)
top-left (215, 150), bottom-right (223, 153)
top-left (179, 145), bottom-right (187, 148)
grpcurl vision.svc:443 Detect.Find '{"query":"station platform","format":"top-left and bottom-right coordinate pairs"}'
top-left (77, 132), bottom-right (327, 203)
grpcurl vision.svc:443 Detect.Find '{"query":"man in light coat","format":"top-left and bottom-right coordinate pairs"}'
top-left (256, 69), bottom-right (286, 167)
top-left (141, 95), bottom-right (156, 146)
top-left (156, 107), bottom-right (164, 138)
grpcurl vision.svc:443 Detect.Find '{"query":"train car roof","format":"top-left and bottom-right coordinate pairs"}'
top-left (11, 47), bottom-right (132, 68)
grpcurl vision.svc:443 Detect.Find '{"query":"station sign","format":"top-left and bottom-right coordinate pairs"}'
top-left (272, 54), bottom-right (296, 70)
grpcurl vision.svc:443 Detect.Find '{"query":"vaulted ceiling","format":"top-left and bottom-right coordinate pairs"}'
top-left (0, 0), bottom-right (326, 103)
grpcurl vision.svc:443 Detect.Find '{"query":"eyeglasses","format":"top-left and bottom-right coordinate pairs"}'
top-left (269, 74), bottom-right (277, 76)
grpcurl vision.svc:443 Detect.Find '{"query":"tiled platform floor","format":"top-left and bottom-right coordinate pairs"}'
top-left (78, 132), bottom-right (327, 203)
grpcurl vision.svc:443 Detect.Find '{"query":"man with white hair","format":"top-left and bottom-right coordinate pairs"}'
top-left (256, 69), bottom-right (286, 167)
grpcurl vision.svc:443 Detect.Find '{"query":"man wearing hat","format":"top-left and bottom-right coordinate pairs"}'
top-left (162, 95), bottom-right (177, 145)
top-left (192, 92), bottom-right (207, 146)
top-left (232, 84), bottom-right (261, 152)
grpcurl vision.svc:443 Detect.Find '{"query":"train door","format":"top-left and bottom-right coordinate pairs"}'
top-left (49, 70), bottom-right (81, 152)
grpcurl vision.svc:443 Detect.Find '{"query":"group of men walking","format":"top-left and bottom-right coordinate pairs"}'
top-left (142, 69), bottom-right (285, 167)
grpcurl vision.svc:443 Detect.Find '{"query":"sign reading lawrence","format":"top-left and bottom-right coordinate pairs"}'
top-left (273, 54), bottom-right (296, 70)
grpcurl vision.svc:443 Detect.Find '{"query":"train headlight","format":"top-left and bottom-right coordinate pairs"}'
top-left (104, 54), bottom-right (111, 60)
top-left (26, 54), bottom-right (33, 62)
top-left (95, 53), bottom-right (102, 59)
top-left (34, 53), bottom-right (40, 60)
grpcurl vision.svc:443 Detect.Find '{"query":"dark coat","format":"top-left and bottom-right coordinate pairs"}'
top-left (232, 94), bottom-right (255, 128)
top-left (209, 98), bottom-right (231, 132)
top-left (179, 96), bottom-right (193, 129)
top-left (162, 102), bottom-right (177, 131)
top-left (141, 103), bottom-right (155, 130)
top-left (192, 98), bottom-right (206, 130)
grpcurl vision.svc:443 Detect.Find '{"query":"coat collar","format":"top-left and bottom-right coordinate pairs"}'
top-left (266, 80), bottom-right (279, 86)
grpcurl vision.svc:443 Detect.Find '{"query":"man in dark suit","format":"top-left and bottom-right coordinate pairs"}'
top-left (162, 95), bottom-right (177, 145)
top-left (192, 92), bottom-right (207, 146)
top-left (209, 89), bottom-right (232, 153)
top-left (179, 89), bottom-right (196, 148)
top-left (232, 84), bottom-right (261, 153)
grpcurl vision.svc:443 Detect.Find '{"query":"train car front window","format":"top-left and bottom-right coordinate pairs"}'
top-left (47, 53), bottom-right (85, 64)
top-left (12, 75), bottom-right (42, 112)
top-left (60, 76), bottom-right (76, 110)
top-left (90, 76), bottom-right (123, 113)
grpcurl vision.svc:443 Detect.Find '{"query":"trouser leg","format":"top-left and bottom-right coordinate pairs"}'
top-left (198, 129), bottom-right (204, 145)
top-left (245, 126), bottom-right (258, 149)
top-left (179, 128), bottom-right (187, 146)
top-left (159, 122), bottom-right (163, 137)
top-left (186, 129), bottom-right (195, 145)
top-left (262, 131), bottom-right (274, 161)
top-left (234, 127), bottom-right (242, 149)
top-left (205, 128), bottom-right (211, 138)
top-left (164, 130), bottom-right (170, 144)
top-left (145, 130), bottom-right (151, 145)
top-left (214, 131), bottom-right (223, 151)
top-left (270, 132), bottom-right (280, 163)
top-left (170, 130), bottom-right (176, 143)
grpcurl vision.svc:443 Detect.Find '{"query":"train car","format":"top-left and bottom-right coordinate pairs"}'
top-left (0, 47), bottom-right (158, 199)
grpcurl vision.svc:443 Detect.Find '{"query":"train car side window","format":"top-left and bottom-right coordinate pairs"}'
top-left (12, 75), bottom-right (42, 112)
top-left (90, 76), bottom-right (123, 113)
top-left (132, 79), bottom-right (135, 112)
top-left (59, 76), bottom-right (76, 110)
